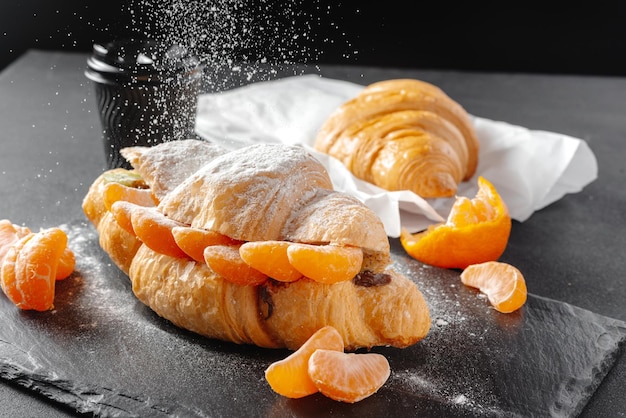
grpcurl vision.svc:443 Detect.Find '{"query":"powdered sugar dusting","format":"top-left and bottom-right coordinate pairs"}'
top-left (387, 252), bottom-right (509, 415)
top-left (59, 221), bottom-right (134, 322)
top-left (159, 143), bottom-right (334, 241)
top-left (392, 369), bottom-right (477, 408)
top-left (60, 221), bottom-right (106, 277)
top-left (3, 222), bottom-right (617, 416)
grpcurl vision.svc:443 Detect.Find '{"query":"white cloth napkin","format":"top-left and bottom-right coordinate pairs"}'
top-left (195, 75), bottom-right (598, 237)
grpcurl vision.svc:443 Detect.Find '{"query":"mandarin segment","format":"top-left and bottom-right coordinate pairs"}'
top-left (265, 326), bottom-right (344, 398)
top-left (0, 220), bottom-right (13, 263)
top-left (102, 182), bottom-right (157, 210)
top-left (446, 196), bottom-right (488, 226)
top-left (0, 220), bottom-right (31, 263)
top-left (172, 226), bottom-right (242, 263)
top-left (1, 228), bottom-right (68, 311)
top-left (308, 349), bottom-right (391, 403)
top-left (287, 244), bottom-right (363, 284)
top-left (16, 225), bottom-right (32, 237)
top-left (130, 206), bottom-right (188, 259)
top-left (110, 200), bottom-right (137, 235)
top-left (239, 241), bottom-right (302, 282)
top-left (203, 245), bottom-right (268, 286)
top-left (1, 220), bottom-right (74, 284)
top-left (0, 234), bottom-right (33, 307)
top-left (400, 176), bottom-right (511, 269)
top-left (55, 246), bottom-right (76, 280)
top-left (460, 261), bottom-right (527, 313)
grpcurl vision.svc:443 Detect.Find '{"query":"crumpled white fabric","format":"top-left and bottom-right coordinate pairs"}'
top-left (195, 74), bottom-right (598, 238)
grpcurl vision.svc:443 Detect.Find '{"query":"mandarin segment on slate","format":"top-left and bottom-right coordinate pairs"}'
top-left (0, 220), bottom-right (31, 263)
top-left (239, 241), bottom-right (302, 282)
top-left (308, 349), bottom-right (391, 403)
top-left (204, 245), bottom-right (268, 286)
top-left (400, 176), bottom-right (511, 269)
top-left (287, 244), bottom-right (363, 284)
top-left (55, 246), bottom-right (76, 280)
top-left (1, 219), bottom-right (75, 290)
top-left (460, 261), bottom-right (527, 313)
top-left (172, 226), bottom-right (242, 264)
top-left (130, 206), bottom-right (188, 259)
top-left (1, 228), bottom-right (68, 311)
top-left (0, 233), bottom-right (34, 307)
top-left (265, 325), bottom-right (344, 398)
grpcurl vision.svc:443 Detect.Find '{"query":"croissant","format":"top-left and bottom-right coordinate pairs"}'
top-left (314, 78), bottom-right (480, 198)
top-left (82, 139), bottom-right (430, 350)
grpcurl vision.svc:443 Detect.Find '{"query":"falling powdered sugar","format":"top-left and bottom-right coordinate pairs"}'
top-left (123, 0), bottom-right (355, 92)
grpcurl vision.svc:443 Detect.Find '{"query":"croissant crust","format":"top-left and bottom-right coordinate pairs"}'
top-left (314, 78), bottom-right (479, 198)
top-left (82, 140), bottom-right (431, 350)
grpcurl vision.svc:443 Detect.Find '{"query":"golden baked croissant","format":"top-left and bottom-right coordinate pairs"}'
top-left (82, 139), bottom-right (430, 351)
top-left (314, 78), bottom-right (480, 198)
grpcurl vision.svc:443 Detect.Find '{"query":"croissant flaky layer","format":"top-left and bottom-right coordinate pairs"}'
top-left (130, 245), bottom-right (431, 350)
top-left (314, 78), bottom-right (480, 198)
top-left (82, 140), bottom-right (431, 350)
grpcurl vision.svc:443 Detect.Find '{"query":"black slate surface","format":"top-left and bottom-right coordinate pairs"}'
top-left (2, 50), bottom-right (626, 417)
top-left (0, 220), bottom-right (623, 417)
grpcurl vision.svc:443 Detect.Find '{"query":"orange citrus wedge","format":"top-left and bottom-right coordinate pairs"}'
top-left (308, 349), bottom-right (391, 403)
top-left (203, 245), bottom-right (268, 286)
top-left (0, 220), bottom-right (31, 264)
top-left (110, 200), bottom-right (138, 235)
top-left (1, 220), bottom-right (75, 283)
top-left (265, 326), bottom-right (344, 398)
top-left (239, 241), bottom-right (302, 282)
top-left (130, 206), bottom-right (188, 259)
top-left (1, 228), bottom-right (68, 311)
top-left (172, 226), bottom-right (241, 264)
top-left (400, 176), bottom-right (511, 269)
top-left (287, 244), bottom-right (363, 284)
top-left (102, 182), bottom-right (157, 210)
top-left (55, 246), bottom-right (76, 281)
top-left (460, 261), bottom-right (527, 313)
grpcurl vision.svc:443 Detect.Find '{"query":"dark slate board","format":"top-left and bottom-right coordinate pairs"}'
top-left (0, 220), bottom-right (624, 417)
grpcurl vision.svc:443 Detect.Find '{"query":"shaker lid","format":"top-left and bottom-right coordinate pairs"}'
top-left (85, 38), bottom-right (201, 85)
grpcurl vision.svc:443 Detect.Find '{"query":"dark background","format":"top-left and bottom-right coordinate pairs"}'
top-left (2, 1), bottom-right (626, 76)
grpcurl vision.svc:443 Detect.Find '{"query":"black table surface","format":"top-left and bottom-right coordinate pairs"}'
top-left (0, 50), bottom-right (625, 417)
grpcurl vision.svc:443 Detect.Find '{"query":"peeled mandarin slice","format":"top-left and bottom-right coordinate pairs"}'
top-left (308, 349), bottom-right (391, 403)
top-left (110, 200), bottom-right (137, 235)
top-left (0, 219), bottom-right (17, 242)
top-left (400, 176), bottom-right (511, 269)
top-left (460, 261), bottom-right (527, 313)
top-left (0, 220), bottom-right (32, 264)
top-left (55, 246), bottom-right (76, 280)
top-left (102, 182), bottom-right (157, 211)
top-left (203, 245), bottom-right (268, 286)
top-left (265, 326), bottom-right (344, 398)
top-left (287, 244), bottom-right (363, 284)
top-left (15, 224), bottom-right (31, 237)
top-left (172, 226), bottom-right (242, 263)
top-left (0, 233), bottom-right (33, 306)
top-left (130, 206), bottom-right (188, 259)
top-left (239, 241), bottom-right (302, 282)
top-left (1, 228), bottom-right (68, 311)
top-left (0, 220), bottom-right (74, 282)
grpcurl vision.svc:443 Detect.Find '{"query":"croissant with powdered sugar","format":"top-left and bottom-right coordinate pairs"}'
top-left (82, 139), bottom-right (430, 351)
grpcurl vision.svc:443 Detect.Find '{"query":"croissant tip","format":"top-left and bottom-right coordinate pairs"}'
top-left (412, 173), bottom-right (458, 198)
